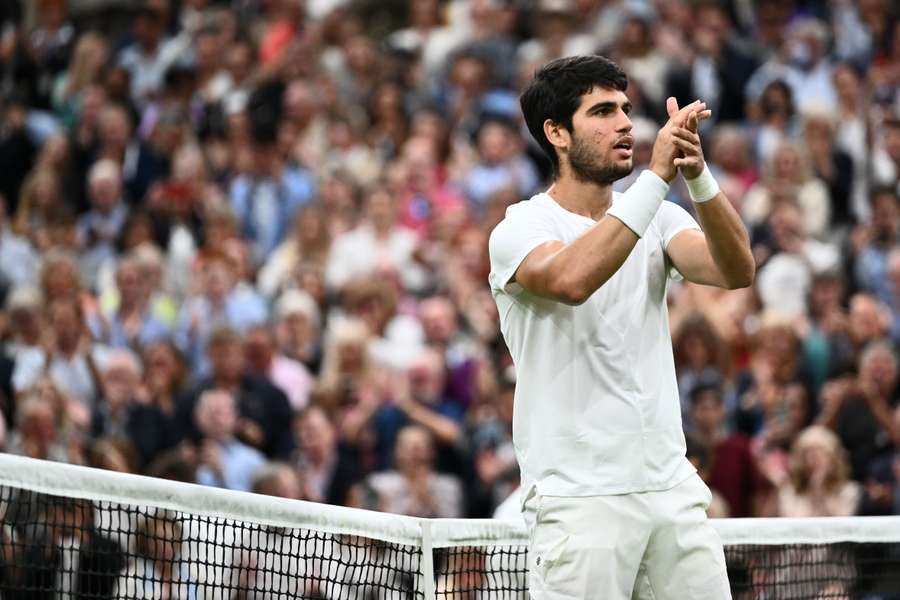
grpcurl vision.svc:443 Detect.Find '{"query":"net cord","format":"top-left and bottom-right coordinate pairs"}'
top-left (3, 454), bottom-right (900, 598)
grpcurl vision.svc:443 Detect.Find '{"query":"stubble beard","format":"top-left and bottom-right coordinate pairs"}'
top-left (567, 133), bottom-right (633, 185)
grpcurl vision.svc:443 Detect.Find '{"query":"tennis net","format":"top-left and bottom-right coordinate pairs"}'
top-left (0, 454), bottom-right (898, 599)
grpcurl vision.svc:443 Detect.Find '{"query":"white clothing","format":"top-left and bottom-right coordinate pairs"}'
top-left (325, 225), bottom-right (428, 292)
top-left (523, 474), bottom-right (730, 600)
top-left (488, 192), bottom-right (699, 498)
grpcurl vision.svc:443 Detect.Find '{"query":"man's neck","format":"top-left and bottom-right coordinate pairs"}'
top-left (546, 173), bottom-right (614, 221)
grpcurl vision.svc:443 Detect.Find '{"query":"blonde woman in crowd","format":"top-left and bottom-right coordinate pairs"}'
top-left (13, 168), bottom-right (65, 251)
top-left (742, 139), bottom-right (831, 238)
top-left (777, 425), bottom-right (861, 517)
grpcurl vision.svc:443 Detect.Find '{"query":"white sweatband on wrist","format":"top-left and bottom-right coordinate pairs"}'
top-left (686, 164), bottom-right (720, 203)
top-left (605, 169), bottom-right (669, 237)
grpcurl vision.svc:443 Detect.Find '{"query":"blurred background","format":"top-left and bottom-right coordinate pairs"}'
top-left (0, 0), bottom-right (897, 521)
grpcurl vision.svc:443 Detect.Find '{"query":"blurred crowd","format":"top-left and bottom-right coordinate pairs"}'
top-left (0, 0), bottom-right (897, 525)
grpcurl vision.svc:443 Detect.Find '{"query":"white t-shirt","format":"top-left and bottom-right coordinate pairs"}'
top-left (488, 192), bottom-right (700, 498)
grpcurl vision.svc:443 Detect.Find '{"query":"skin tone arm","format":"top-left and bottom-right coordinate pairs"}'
top-left (665, 109), bottom-right (755, 289)
top-left (515, 99), bottom-right (709, 305)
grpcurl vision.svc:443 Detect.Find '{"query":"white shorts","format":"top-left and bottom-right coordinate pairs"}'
top-left (523, 474), bottom-right (731, 600)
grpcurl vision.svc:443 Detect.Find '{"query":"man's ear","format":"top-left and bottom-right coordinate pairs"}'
top-left (543, 119), bottom-right (570, 152)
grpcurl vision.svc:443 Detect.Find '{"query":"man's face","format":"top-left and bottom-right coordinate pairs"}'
top-left (565, 87), bottom-right (634, 185)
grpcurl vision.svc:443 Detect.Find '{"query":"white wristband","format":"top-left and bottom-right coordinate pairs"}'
top-left (605, 170), bottom-right (669, 237)
top-left (686, 164), bottom-right (720, 203)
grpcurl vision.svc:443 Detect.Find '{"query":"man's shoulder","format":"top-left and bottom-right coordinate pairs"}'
top-left (489, 193), bottom-right (554, 238)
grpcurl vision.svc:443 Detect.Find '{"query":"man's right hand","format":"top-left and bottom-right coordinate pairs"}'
top-left (649, 98), bottom-right (711, 182)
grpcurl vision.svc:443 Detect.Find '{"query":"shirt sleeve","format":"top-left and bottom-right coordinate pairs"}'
top-left (488, 205), bottom-right (557, 294)
top-left (655, 201), bottom-right (702, 281)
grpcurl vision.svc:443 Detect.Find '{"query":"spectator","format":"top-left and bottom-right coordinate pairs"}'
top-left (777, 425), bottom-right (861, 517)
top-left (194, 388), bottom-right (267, 492)
top-left (854, 187), bottom-right (900, 305)
top-left (325, 185), bottom-right (428, 293)
top-left (460, 118), bottom-right (539, 212)
top-left (126, 341), bottom-right (188, 468)
top-left (294, 404), bottom-right (360, 505)
top-left (91, 349), bottom-right (143, 441)
top-left (228, 141), bottom-right (316, 266)
top-left (114, 510), bottom-right (196, 599)
top-left (818, 341), bottom-right (900, 481)
top-left (9, 496), bottom-right (124, 600)
top-left (372, 347), bottom-right (466, 473)
top-left (362, 424), bottom-right (464, 518)
top-left (12, 296), bottom-right (108, 407)
top-left (175, 251), bottom-right (268, 373)
top-left (689, 381), bottom-right (768, 518)
top-left (180, 327), bottom-right (294, 460)
top-left (258, 204), bottom-right (331, 299)
top-left (97, 255), bottom-right (169, 350)
top-left (273, 289), bottom-right (323, 373)
top-left (743, 140), bottom-right (832, 240)
top-left (0, 194), bottom-right (39, 291)
top-left (13, 168), bottom-right (64, 251)
top-left (244, 324), bottom-right (313, 412)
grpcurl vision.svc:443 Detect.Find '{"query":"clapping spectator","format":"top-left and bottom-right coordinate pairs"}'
top-left (777, 425), bottom-right (860, 517)
top-left (818, 341), bottom-right (900, 481)
top-left (244, 324), bottom-right (313, 412)
top-left (194, 388), bottom-right (266, 492)
top-left (361, 424), bottom-right (464, 518)
top-left (325, 185), bottom-right (429, 293)
top-left (180, 328), bottom-right (294, 460)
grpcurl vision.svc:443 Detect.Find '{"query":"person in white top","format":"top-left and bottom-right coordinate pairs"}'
top-left (488, 55), bottom-right (755, 599)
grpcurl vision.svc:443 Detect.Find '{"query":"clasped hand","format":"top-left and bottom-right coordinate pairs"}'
top-left (648, 97), bottom-right (712, 183)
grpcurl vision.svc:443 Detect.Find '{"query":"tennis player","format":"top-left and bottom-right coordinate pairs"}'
top-left (488, 55), bottom-right (754, 599)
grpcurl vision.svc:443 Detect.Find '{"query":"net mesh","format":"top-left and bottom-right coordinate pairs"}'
top-left (0, 456), bottom-right (898, 600)
top-left (0, 487), bottom-right (424, 599)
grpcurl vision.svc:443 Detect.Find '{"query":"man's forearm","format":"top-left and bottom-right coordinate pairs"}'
top-left (694, 193), bottom-right (755, 288)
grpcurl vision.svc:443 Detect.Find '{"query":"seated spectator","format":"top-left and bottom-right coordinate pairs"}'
top-left (753, 201), bottom-right (839, 319)
top-left (853, 187), bottom-right (900, 306)
top-left (706, 126), bottom-right (758, 211)
top-left (325, 185), bottom-right (428, 294)
top-left (257, 205), bottom-right (331, 299)
top-left (229, 141), bottom-right (315, 266)
top-left (689, 381), bottom-right (768, 518)
top-left (777, 425), bottom-right (860, 517)
top-left (294, 404), bottom-right (359, 506)
top-left (361, 425), bottom-right (464, 518)
top-left (194, 388), bottom-right (266, 492)
top-left (0, 193), bottom-right (39, 291)
top-left (419, 295), bottom-right (482, 409)
top-left (91, 349), bottom-right (143, 441)
top-left (373, 347), bottom-right (466, 473)
top-left (342, 276), bottom-right (425, 372)
top-left (8, 496), bottom-right (124, 599)
top-left (6, 392), bottom-right (71, 463)
top-left (4, 286), bottom-right (44, 359)
top-left (673, 313), bottom-right (730, 428)
top-left (175, 250), bottom-right (268, 374)
top-left (685, 433), bottom-right (730, 518)
top-left (460, 118), bottom-right (539, 211)
top-left (244, 324), bottom-right (313, 412)
top-left (818, 341), bottom-right (900, 481)
top-left (12, 168), bottom-right (65, 252)
top-left (114, 510), bottom-right (195, 600)
top-left (96, 255), bottom-right (169, 350)
top-left (78, 159), bottom-right (129, 292)
top-left (13, 297), bottom-right (110, 407)
top-left (126, 341), bottom-right (189, 468)
top-left (802, 105), bottom-right (854, 230)
top-left (743, 140), bottom-right (831, 239)
top-left (273, 289), bottom-right (322, 373)
top-left (179, 328), bottom-right (294, 459)
top-left (251, 462), bottom-right (304, 500)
